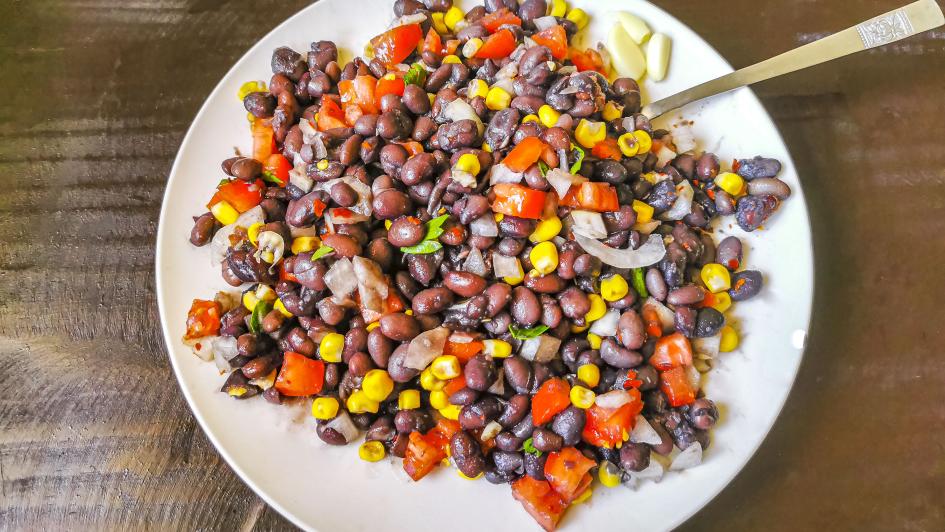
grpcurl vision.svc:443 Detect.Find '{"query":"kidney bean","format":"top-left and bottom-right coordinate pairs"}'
top-left (613, 309), bottom-right (645, 350)
top-left (437, 119), bottom-right (481, 152)
top-left (387, 344), bottom-right (421, 383)
top-left (748, 177), bottom-right (791, 200)
top-left (495, 431), bottom-right (524, 452)
top-left (383, 217), bottom-right (422, 248)
top-left (666, 285), bottom-right (706, 307)
top-left (557, 287), bottom-right (590, 321)
top-left (531, 428), bottom-right (563, 453)
top-left (545, 406), bottom-right (584, 447)
top-left (484, 108), bottom-right (520, 150)
top-left (459, 396), bottom-right (502, 430)
top-left (715, 236), bottom-right (743, 271)
top-left (451, 431), bottom-right (486, 478)
top-left (510, 286), bottom-right (541, 326)
top-left (497, 394), bottom-right (530, 427)
top-left (379, 312), bottom-right (420, 341)
top-left (476, 282), bottom-right (510, 317)
top-left (673, 306), bottom-right (696, 337)
top-left (736, 156), bottom-right (782, 179)
top-left (599, 337), bottom-right (642, 368)
top-left (394, 408), bottom-right (435, 434)
top-left (347, 352), bottom-right (376, 379)
top-left (503, 357), bottom-right (533, 394)
top-left (523, 452), bottom-right (547, 480)
top-left (408, 286), bottom-right (452, 315)
top-left (371, 188), bottom-right (411, 220)
top-left (619, 442), bottom-right (651, 472)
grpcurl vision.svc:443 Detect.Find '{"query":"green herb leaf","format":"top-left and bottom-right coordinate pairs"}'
top-left (249, 299), bottom-right (272, 334)
top-left (218, 178), bottom-right (231, 188)
top-left (538, 161), bottom-right (549, 177)
top-left (424, 214), bottom-right (450, 241)
top-left (310, 245), bottom-right (334, 261)
top-left (523, 437), bottom-right (542, 457)
top-left (400, 239), bottom-right (443, 255)
top-left (631, 268), bottom-right (648, 299)
top-left (404, 63), bottom-right (428, 87)
top-left (569, 144), bottom-right (585, 174)
top-left (261, 170), bottom-right (284, 186)
top-left (508, 324), bottom-right (550, 340)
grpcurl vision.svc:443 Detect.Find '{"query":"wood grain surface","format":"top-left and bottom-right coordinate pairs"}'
top-left (1, 0), bottom-right (943, 530)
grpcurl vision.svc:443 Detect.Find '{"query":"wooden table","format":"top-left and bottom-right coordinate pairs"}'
top-left (2, 0), bottom-right (943, 529)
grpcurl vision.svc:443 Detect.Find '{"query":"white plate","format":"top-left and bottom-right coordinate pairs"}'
top-left (156, 1), bottom-right (814, 530)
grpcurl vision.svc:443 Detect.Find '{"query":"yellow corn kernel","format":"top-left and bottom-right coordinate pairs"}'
top-left (565, 7), bottom-right (589, 30)
top-left (246, 112), bottom-right (256, 123)
top-left (467, 79), bottom-right (489, 100)
top-left (586, 332), bottom-right (602, 350)
top-left (600, 275), bottom-right (629, 302)
top-left (430, 355), bottom-right (461, 380)
top-left (617, 132), bottom-right (640, 157)
top-left (362, 369), bottom-right (394, 402)
top-left (291, 236), bottom-right (320, 255)
top-left (530, 241), bottom-right (559, 275)
top-left (383, 72), bottom-right (397, 81)
top-left (238, 80), bottom-right (267, 101)
top-left (538, 104), bottom-right (561, 128)
top-left (482, 141), bottom-right (492, 153)
top-left (521, 113), bottom-right (540, 124)
top-left (227, 386), bottom-right (249, 397)
top-left (549, 0), bottom-right (568, 18)
top-left (529, 216), bottom-right (562, 243)
top-left (428, 93), bottom-right (436, 106)
top-left (714, 172), bottom-right (745, 196)
top-left (485, 86), bottom-right (512, 111)
top-left (359, 440), bottom-right (386, 462)
top-left (462, 37), bottom-right (483, 58)
top-left (457, 470), bottom-right (483, 480)
top-left (420, 367), bottom-right (441, 391)
top-left (442, 54), bottom-right (463, 64)
top-left (573, 487), bottom-right (593, 504)
top-left (431, 12), bottom-right (448, 34)
top-left (709, 291), bottom-right (732, 313)
top-left (701, 263), bottom-right (732, 293)
top-left (585, 294), bottom-right (607, 323)
top-left (346, 390), bottom-right (380, 414)
top-left (210, 200), bottom-right (240, 225)
top-left (632, 130), bottom-right (653, 154)
top-left (482, 339), bottom-right (513, 359)
top-left (570, 385), bottom-right (596, 409)
top-left (642, 172), bottom-right (659, 185)
top-left (504, 273), bottom-right (525, 286)
top-left (255, 284), bottom-right (276, 302)
top-left (274, 298), bottom-right (293, 318)
top-left (246, 222), bottom-right (264, 245)
top-left (570, 323), bottom-right (590, 333)
top-left (632, 199), bottom-right (654, 223)
top-left (444, 5), bottom-right (465, 31)
top-left (602, 101), bottom-right (623, 122)
top-left (598, 461), bottom-right (622, 488)
top-left (454, 153), bottom-right (482, 176)
top-left (318, 332), bottom-right (345, 363)
top-left (405, 309), bottom-right (414, 316)
top-left (366, 321), bottom-right (380, 332)
top-left (384, 219), bottom-right (393, 230)
top-left (399, 389), bottom-right (421, 410)
top-left (574, 119), bottom-right (607, 148)
top-left (311, 397), bottom-right (340, 420)
top-left (439, 404), bottom-right (462, 420)
top-left (494, 212), bottom-right (504, 222)
top-left (242, 291), bottom-right (259, 312)
top-left (429, 389), bottom-right (450, 410)
top-left (720, 325), bottom-right (739, 352)
top-left (577, 363), bottom-right (600, 388)
top-left (316, 158), bottom-right (330, 171)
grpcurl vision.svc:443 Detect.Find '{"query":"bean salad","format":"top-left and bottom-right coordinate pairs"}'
top-left (181, 0), bottom-right (791, 529)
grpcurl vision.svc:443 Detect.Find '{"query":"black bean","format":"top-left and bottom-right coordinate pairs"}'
top-left (531, 428), bottom-right (563, 452)
top-left (437, 119), bottom-right (481, 151)
top-left (379, 312), bottom-right (420, 341)
top-left (394, 409), bottom-right (435, 434)
top-left (406, 250), bottom-right (443, 285)
top-left (451, 430), bottom-right (486, 478)
top-left (315, 422), bottom-right (347, 445)
top-left (503, 357), bottom-right (533, 394)
top-left (674, 306), bottom-right (697, 337)
top-left (387, 344), bottom-right (421, 383)
top-left (463, 353), bottom-right (496, 391)
top-left (450, 387), bottom-right (480, 406)
top-left (748, 177), bottom-right (791, 199)
top-left (510, 286), bottom-right (541, 326)
top-left (492, 450), bottom-right (524, 474)
top-left (495, 431), bottom-right (524, 452)
top-left (550, 406), bottom-right (585, 446)
top-left (459, 396), bottom-right (502, 430)
top-left (498, 216), bottom-right (537, 238)
top-left (735, 194), bottom-right (779, 231)
top-left (386, 216), bottom-right (425, 248)
top-left (646, 178), bottom-right (678, 213)
top-left (615, 309), bottom-right (645, 350)
top-left (729, 270), bottom-right (763, 301)
top-left (557, 287), bottom-right (590, 321)
top-left (600, 337), bottom-right (642, 368)
top-left (497, 394), bottom-right (530, 427)
top-left (523, 452), bottom-right (547, 480)
top-left (693, 307), bottom-right (724, 338)
top-left (230, 157), bottom-right (263, 181)
top-left (666, 285), bottom-right (706, 306)
top-left (736, 156), bottom-right (782, 179)
top-left (572, 254), bottom-right (602, 278)
top-left (484, 108), bottom-right (520, 151)
top-left (376, 109), bottom-right (413, 140)
top-left (619, 442), bottom-right (651, 472)
top-left (696, 153), bottom-right (720, 180)
top-left (483, 282), bottom-right (512, 317)
top-left (716, 236), bottom-right (742, 271)
top-left (412, 115), bottom-right (438, 142)
top-left (243, 92), bottom-right (276, 118)
top-left (189, 213), bottom-right (216, 246)
top-left (372, 188), bottom-right (411, 220)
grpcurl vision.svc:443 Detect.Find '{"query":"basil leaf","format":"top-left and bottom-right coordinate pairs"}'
top-left (508, 324), bottom-right (550, 340)
top-left (404, 63), bottom-right (427, 87)
top-left (538, 161), bottom-right (549, 177)
top-left (261, 170), bottom-right (283, 185)
top-left (631, 268), bottom-right (648, 299)
top-left (310, 245), bottom-right (334, 261)
top-left (424, 214), bottom-right (450, 241)
top-left (249, 299), bottom-right (272, 334)
top-left (569, 144), bottom-right (585, 174)
top-left (523, 437), bottom-right (542, 457)
top-left (400, 239), bottom-right (443, 255)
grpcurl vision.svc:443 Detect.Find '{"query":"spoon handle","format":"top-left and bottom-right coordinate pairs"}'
top-left (641, 0), bottom-right (945, 119)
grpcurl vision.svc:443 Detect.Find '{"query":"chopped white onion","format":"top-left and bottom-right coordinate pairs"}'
top-left (685, 364), bottom-right (701, 390)
top-left (489, 163), bottom-right (523, 185)
top-left (451, 169), bottom-right (477, 188)
top-left (596, 42), bottom-right (612, 73)
top-left (629, 458), bottom-right (665, 482)
top-left (533, 16), bottom-right (558, 31)
top-left (289, 225), bottom-right (319, 238)
top-left (672, 123), bottom-right (697, 154)
top-left (463, 247), bottom-right (488, 276)
top-left (353, 256), bottom-right (388, 323)
top-left (324, 257), bottom-right (357, 298)
top-left (326, 410), bottom-right (360, 443)
top-left (329, 208), bottom-right (370, 225)
top-left (492, 77), bottom-right (515, 95)
top-left (692, 333), bottom-right (721, 359)
top-left (670, 442), bottom-right (703, 470)
top-left (254, 231), bottom-right (285, 267)
top-left (316, 176), bottom-right (373, 216)
top-left (570, 210), bottom-right (608, 240)
top-left (487, 368), bottom-right (505, 395)
top-left (589, 309), bottom-right (620, 337)
top-left (249, 369), bottom-right (276, 390)
top-left (574, 233), bottom-right (666, 269)
top-left (289, 165), bottom-right (314, 193)
top-left (448, 331), bottom-right (478, 344)
top-left (558, 84), bottom-right (581, 95)
top-left (211, 336), bottom-right (239, 372)
top-left (546, 168), bottom-right (585, 198)
top-left (481, 420), bottom-right (503, 441)
top-left (643, 297), bottom-right (675, 333)
top-left (595, 390), bottom-right (632, 409)
top-left (660, 180), bottom-right (694, 221)
top-left (389, 12), bottom-right (427, 29)
top-left (519, 335), bottom-right (562, 363)
top-left (655, 144), bottom-right (678, 169)
top-left (442, 98), bottom-right (484, 135)
top-left (405, 327), bottom-right (450, 370)
top-left (493, 253), bottom-right (523, 279)
top-left (470, 214), bottom-right (499, 237)
top-left (628, 415), bottom-right (663, 446)
top-left (187, 336), bottom-right (216, 361)
top-left (495, 61), bottom-right (518, 81)
top-left (209, 206), bottom-right (265, 266)
top-left (298, 118), bottom-right (318, 143)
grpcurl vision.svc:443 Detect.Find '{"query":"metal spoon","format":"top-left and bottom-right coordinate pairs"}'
top-left (641, 0), bottom-right (945, 119)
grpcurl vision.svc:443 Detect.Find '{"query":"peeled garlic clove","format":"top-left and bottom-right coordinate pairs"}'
top-left (647, 33), bottom-right (672, 82)
top-left (615, 11), bottom-right (652, 44)
top-left (606, 23), bottom-right (647, 80)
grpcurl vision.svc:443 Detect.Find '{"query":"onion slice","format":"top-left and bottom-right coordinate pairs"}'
top-left (570, 210), bottom-right (608, 240)
top-left (660, 179), bottom-right (693, 221)
top-left (628, 415), bottom-right (663, 445)
top-left (493, 253), bottom-right (522, 279)
top-left (441, 98), bottom-right (484, 135)
top-left (533, 15), bottom-right (558, 31)
top-left (209, 206), bottom-right (265, 266)
top-left (595, 390), bottom-right (632, 409)
top-left (545, 168), bottom-right (584, 198)
top-left (404, 327), bottom-right (450, 370)
top-left (670, 442), bottom-right (703, 470)
top-left (589, 309), bottom-right (620, 337)
top-left (326, 410), bottom-right (359, 443)
top-left (574, 233), bottom-right (666, 269)
top-left (519, 335), bottom-right (561, 363)
top-left (470, 214), bottom-right (498, 237)
top-left (489, 163), bottom-right (523, 185)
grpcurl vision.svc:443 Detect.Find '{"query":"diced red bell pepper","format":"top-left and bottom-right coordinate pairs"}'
top-left (511, 476), bottom-right (568, 532)
top-left (480, 8), bottom-right (522, 33)
top-left (660, 366), bottom-right (697, 407)
top-left (278, 262), bottom-right (299, 283)
top-left (422, 27), bottom-right (444, 56)
top-left (591, 137), bottom-right (621, 161)
top-left (502, 136), bottom-right (547, 172)
top-left (532, 377), bottom-right (571, 425)
top-left (317, 97), bottom-right (347, 131)
top-left (443, 340), bottom-right (484, 364)
top-left (184, 299), bottom-right (222, 340)
top-left (341, 75), bottom-right (379, 115)
top-left (531, 25), bottom-right (568, 60)
top-left (251, 120), bottom-right (275, 162)
top-left (274, 352), bottom-right (325, 397)
top-left (371, 23), bottom-right (423, 67)
top-left (491, 183), bottom-right (548, 220)
top-left (559, 182), bottom-right (620, 212)
top-left (213, 179), bottom-right (264, 212)
top-left (444, 39), bottom-right (461, 56)
top-left (374, 76), bottom-right (405, 110)
top-left (442, 373), bottom-right (467, 397)
top-left (263, 153), bottom-right (291, 186)
top-left (398, 140), bottom-right (424, 157)
top-left (569, 47), bottom-right (607, 75)
top-left (649, 332), bottom-right (694, 371)
top-left (641, 305), bottom-right (663, 338)
top-left (581, 390), bottom-right (643, 448)
top-left (476, 29), bottom-right (517, 59)
top-left (543, 447), bottom-right (597, 502)
top-left (403, 431), bottom-right (447, 481)
top-left (343, 103), bottom-right (363, 127)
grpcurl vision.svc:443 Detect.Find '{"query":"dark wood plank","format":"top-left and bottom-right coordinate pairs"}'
top-left (1, 1), bottom-right (943, 531)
